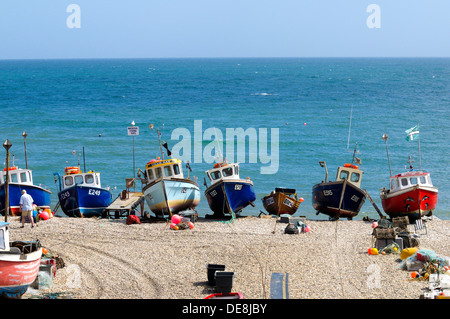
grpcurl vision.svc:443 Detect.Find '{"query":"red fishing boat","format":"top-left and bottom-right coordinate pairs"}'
top-left (380, 128), bottom-right (438, 221)
top-left (380, 168), bottom-right (438, 221)
top-left (0, 222), bottom-right (42, 298)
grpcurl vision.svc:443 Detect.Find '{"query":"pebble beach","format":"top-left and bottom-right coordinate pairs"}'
top-left (7, 215), bottom-right (449, 300)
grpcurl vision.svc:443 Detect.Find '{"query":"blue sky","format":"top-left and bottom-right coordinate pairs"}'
top-left (0, 1), bottom-right (449, 59)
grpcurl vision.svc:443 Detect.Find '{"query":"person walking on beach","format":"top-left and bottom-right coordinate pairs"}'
top-left (19, 190), bottom-right (35, 228)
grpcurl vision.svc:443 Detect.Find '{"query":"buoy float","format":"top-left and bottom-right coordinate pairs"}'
top-left (171, 214), bottom-right (182, 225)
top-left (3, 166), bottom-right (17, 171)
top-left (400, 247), bottom-right (419, 260)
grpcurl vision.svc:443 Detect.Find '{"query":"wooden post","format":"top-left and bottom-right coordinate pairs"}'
top-left (336, 179), bottom-right (347, 220)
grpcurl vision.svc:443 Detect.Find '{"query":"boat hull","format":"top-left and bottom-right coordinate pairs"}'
top-left (312, 181), bottom-right (366, 219)
top-left (58, 185), bottom-right (112, 217)
top-left (262, 191), bottom-right (300, 216)
top-left (143, 178), bottom-right (200, 216)
top-left (0, 183), bottom-right (51, 216)
top-left (0, 248), bottom-right (42, 299)
top-left (380, 185), bottom-right (438, 220)
top-left (205, 180), bottom-right (256, 216)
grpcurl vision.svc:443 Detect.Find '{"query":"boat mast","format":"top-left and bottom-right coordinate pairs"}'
top-left (157, 128), bottom-right (164, 160)
top-left (347, 105), bottom-right (353, 152)
top-left (351, 142), bottom-right (358, 164)
top-left (22, 131), bottom-right (28, 169)
top-left (382, 133), bottom-right (392, 177)
top-left (417, 122), bottom-right (421, 170)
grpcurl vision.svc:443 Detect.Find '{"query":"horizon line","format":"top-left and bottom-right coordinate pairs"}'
top-left (1, 56), bottom-right (450, 62)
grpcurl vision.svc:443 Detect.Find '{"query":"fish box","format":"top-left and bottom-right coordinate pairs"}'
top-left (207, 264), bottom-right (226, 286)
top-left (372, 228), bottom-right (396, 239)
top-left (392, 216), bottom-right (410, 229)
top-left (375, 237), bottom-right (403, 251)
top-left (215, 271), bottom-right (234, 294)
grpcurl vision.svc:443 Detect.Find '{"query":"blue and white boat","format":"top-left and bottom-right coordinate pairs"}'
top-left (54, 166), bottom-right (112, 217)
top-left (204, 160), bottom-right (256, 218)
top-left (0, 166), bottom-right (52, 217)
top-left (312, 161), bottom-right (366, 220)
top-left (142, 157), bottom-right (200, 217)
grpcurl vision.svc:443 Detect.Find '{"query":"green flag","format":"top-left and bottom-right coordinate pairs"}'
top-left (405, 125), bottom-right (419, 141)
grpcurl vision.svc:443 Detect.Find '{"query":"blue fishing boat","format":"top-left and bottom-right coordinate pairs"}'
top-left (0, 166), bottom-right (52, 217)
top-left (54, 166), bottom-right (112, 217)
top-left (204, 160), bottom-right (256, 218)
top-left (312, 161), bottom-right (366, 220)
top-left (141, 157), bottom-right (200, 217)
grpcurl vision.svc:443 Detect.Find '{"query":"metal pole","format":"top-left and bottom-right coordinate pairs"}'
top-left (417, 122), bottom-right (421, 170)
top-left (3, 139), bottom-right (12, 222)
top-left (83, 146), bottom-right (86, 173)
top-left (157, 129), bottom-right (164, 160)
top-left (382, 134), bottom-right (392, 177)
top-left (22, 131), bottom-right (28, 169)
top-left (133, 135), bottom-right (135, 178)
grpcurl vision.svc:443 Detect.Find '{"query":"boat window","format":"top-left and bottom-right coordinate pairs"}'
top-left (173, 164), bottom-right (180, 175)
top-left (339, 170), bottom-right (349, 180)
top-left (10, 173), bottom-right (18, 183)
top-left (401, 178), bottom-right (408, 186)
top-left (391, 179), bottom-right (399, 190)
top-left (419, 176), bottom-right (426, 184)
top-left (164, 166), bottom-right (173, 177)
top-left (85, 174), bottom-right (94, 184)
top-left (20, 172), bottom-right (27, 183)
top-left (222, 167), bottom-right (233, 177)
top-left (65, 176), bottom-right (74, 187)
top-left (75, 175), bottom-right (84, 185)
top-left (350, 172), bottom-right (360, 183)
top-left (410, 177), bottom-right (418, 185)
top-left (211, 170), bottom-right (222, 180)
top-left (155, 167), bottom-right (162, 179)
top-left (0, 228), bottom-right (5, 250)
top-left (95, 175), bottom-right (99, 185)
top-left (147, 169), bottom-right (155, 181)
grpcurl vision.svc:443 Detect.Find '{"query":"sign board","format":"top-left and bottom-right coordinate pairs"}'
top-left (127, 126), bottom-right (139, 136)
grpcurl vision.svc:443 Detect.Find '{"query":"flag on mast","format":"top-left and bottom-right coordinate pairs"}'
top-left (405, 125), bottom-right (419, 141)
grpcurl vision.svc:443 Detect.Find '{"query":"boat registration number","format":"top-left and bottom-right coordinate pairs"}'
top-left (234, 184), bottom-right (243, 191)
top-left (61, 191), bottom-right (70, 200)
top-left (323, 190), bottom-right (333, 196)
top-left (283, 198), bottom-right (294, 208)
top-left (89, 189), bottom-right (101, 196)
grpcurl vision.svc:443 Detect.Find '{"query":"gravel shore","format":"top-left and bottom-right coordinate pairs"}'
top-left (7, 215), bottom-right (449, 299)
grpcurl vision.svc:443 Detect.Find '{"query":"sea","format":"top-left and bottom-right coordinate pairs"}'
top-left (0, 58), bottom-right (449, 220)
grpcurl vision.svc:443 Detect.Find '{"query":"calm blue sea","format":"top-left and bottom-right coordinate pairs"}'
top-left (0, 58), bottom-right (449, 220)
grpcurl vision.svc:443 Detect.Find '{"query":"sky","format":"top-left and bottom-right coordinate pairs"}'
top-left (0, 0), bottom-right (449, 59)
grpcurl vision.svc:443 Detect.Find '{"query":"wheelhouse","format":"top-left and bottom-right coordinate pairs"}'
top-left (335, 164), bottom-right (363, 188)
top-left (144, 158), bottom-right (184, 183)
top-left (0, 167), bottom-right (33, 186)
top-left (62, 170), bottom-right (102, 190)
top-left (206, 163), bottom-right (240, 185)
top-left (389, 171), bottom-right (433, 192)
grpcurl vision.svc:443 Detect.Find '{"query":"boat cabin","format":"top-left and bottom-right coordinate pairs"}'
top-left (0, 167), bottom-right (34, 186)
top-left (335, 163), bottom-right (363, 188)
top-left (388, 171), bottom-right (434, 192)
top-left (0, 222), bottom-right (10, 252)
top-left (206, 162), bottom-right (240, 185)
top-left (62, 167), bottom-right (102, 190)
top-left (144, 158), bottom-right (184, 183)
